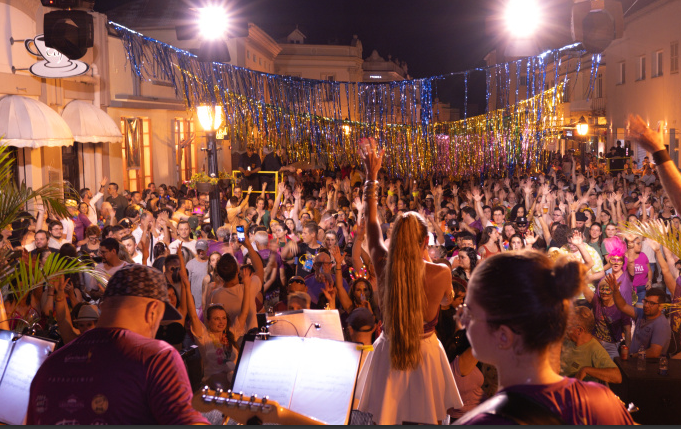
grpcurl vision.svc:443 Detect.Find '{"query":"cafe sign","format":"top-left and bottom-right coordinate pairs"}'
top-left (25, 34), bottom-right (89, 78)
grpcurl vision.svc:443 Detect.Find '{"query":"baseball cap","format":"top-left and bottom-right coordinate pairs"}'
top-left (65, 199), bottom-right (78, 208)
top-left (188, 215), bottom-right (199, 231)
top-left (447, 219), bottom-right (459, 231)
top-left (74, 304), bottom-right (100, 322)
top-left (515, 216), bottom-right (529, 226)
top-left (196, 239), bottom-right (209, 252)
top-left (425, 194), bottom-right (435, 200)
top-left (119, 219), bottom-right (132, 229)
top-left (346, 307), bottom-right (376, 332)
top-left (104, 264), bottom-right (182, 321)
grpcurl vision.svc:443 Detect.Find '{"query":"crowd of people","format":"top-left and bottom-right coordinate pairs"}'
top-left (6, 114), bottom-right (681, 424)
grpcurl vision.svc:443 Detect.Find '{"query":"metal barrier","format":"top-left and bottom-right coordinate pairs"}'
top-left (606, 156), bottom-right (631, 172)
top-left (231, 170), bottom-right (280, 195)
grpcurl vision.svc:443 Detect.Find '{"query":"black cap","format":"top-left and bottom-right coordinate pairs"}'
top-left (515, 216), bottom-right (529, 226)
top-left (575, 212), bottom-right (588, 222)
top-left (447, 219), bottom-right (459, 231)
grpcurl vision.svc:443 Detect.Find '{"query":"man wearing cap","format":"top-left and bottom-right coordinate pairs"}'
top-left (514, 216), bottom-right (530, 238)
top-left (574, 211), bottom-right (588, 230)
top-left (28, 265), bottom-right (209, 425)
top-left (186, 239), bottom-right (210, 311)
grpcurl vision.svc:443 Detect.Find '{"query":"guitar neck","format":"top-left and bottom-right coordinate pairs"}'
top-left (192, 387), bottom-right (325, 425)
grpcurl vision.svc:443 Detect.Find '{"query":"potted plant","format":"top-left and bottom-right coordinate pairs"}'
top-left (217, 170), bottom-right (233, 189)
top-left (189, 172), bottom-right (219, 193)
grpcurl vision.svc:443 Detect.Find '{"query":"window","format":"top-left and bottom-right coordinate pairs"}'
top-left (519, 75), bottom-right (528, 86)
top-left (259, 58), bottom-right (262, 66)
top-left (653, 50), bottom-right (663, 77)
top-left (596, 73), bottom-right (603, 98)
top-left (253, 54), bottom-right (256, 63)
top-left (247, 50), bottom-right (250, 60)
top-left (637, 55), bottom-right (646, 80)
top-left (173, 118), bottom-right (197, 182)
top-left (671, 42), bottom-right (679, 74)
top-left (120, 117), bottom-right (153, 192)
top-left (618, 61), bottom-right (625, 84)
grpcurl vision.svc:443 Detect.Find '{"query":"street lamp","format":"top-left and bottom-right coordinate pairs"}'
top-left (503, 0), bottom-right (542, 57)
top-left (198, 104), bottom-right (224, 235)
top-left (577, 116), bottom-right (589, 172)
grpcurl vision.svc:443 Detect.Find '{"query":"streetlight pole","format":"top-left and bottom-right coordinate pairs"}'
top-left (198, 105), bottom-right (224, 236)
top-left (577, 116), bottom-right (589, 173)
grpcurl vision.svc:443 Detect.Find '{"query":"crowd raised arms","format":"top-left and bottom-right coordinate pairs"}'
top-left (2, 116), bottom-right (680, 424)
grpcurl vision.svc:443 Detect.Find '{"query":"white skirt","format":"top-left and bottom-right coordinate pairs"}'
top-left (356, 332), bottom-right (463, 425)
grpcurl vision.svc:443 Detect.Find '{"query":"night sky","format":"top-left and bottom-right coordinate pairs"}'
top-left (94, 0), bottom-right (581, 111)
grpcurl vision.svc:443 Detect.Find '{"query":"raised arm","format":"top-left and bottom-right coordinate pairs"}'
top-left (270, 182), bottom-right (285, 221)
top-left (236, 266), bottom-right (251, 329)
top-left (178, 243), bottom-right (200, 330)
top-left (359, 138), bottom-right (388, 281)
top-left (53, 276), bottom-right (79, 344)
top-left (331, 245), bottom-right (353, 313)
top-left (628, 114), bottom-right (681, 215)
top-left (649, 240), bottom-right (677, 297)
top-left (609, 272), bottom-right (637, 318)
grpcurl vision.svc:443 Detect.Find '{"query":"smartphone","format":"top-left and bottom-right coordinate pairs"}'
top-left (236, 225), bottom-right (245, 243)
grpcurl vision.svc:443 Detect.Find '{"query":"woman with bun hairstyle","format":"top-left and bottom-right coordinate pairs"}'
top-left (456, 250), bottom-right (634, 425)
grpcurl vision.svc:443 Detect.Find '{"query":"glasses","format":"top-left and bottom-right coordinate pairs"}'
top-left (609, 257), bottom-right (624, 264)
top-left (642, 299), bottom-right (660, 306)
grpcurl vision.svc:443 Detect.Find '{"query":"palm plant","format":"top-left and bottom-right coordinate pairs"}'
top-left (0, 142), bottom-right (108, 329)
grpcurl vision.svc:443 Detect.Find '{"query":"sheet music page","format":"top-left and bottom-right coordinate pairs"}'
top-left (0, 335), bottom-right (55, 425)
top-left (232, 337), bottom-right (302, 408)
top-left (288, 338), bottom-right (362, 425)
top-left (0, 330), bottom-right (15, 379)
top-left (267, 309), bottom-right (344, 341)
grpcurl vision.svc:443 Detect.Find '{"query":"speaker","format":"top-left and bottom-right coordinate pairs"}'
top-left (572, 0), bottom-right (623, 53)
top-left (43, 10), bottom-right (94, 60)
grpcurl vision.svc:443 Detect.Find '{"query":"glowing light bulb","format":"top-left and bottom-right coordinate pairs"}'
top-left (504, 0), bottom-right (541, 38)
top-left (199, 6), bottom-right (228, 40)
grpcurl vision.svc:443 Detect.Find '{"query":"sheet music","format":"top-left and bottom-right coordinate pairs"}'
top-left (0, 330), bottom-right (14, 379)
top-left (288, 338), bottom-right (362, 425)
top-left (267, 309), bottom-right (344, 341)
top-left (233, 336), bottom-right (362, 425)
top-left (0, 334), bottom-right (55, 425)
top-left (232, 338), bottom-right (302, 408)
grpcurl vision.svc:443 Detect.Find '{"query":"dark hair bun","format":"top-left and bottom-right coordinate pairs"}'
top-left (552, 258), bottom-right (586, 301)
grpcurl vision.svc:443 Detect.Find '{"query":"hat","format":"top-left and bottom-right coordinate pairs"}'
top-left (188, 215), bottom-right (199, 231)
top-left (515, 216), bottom-right (529, 226)
top-left (65, 199), bottom-right (78, 208)
top-left (104, 264), bottom-right (182, 321)
top-left (447, 219), bottom-right (459, 231)
top-left (196, 239), bottom-right (209, 252)
top-left (347, 307), bottom-right (376, 332)
top-left (575, 211), bottom-right (588, 222)
top-left (74, 304), bottom-right (100, 322)
top-left (425, 194), bottom-right (435, 200)
top-left (119, 219), bottom-right (132, 229)
top-left (288, 276), bottom-right (306, 285)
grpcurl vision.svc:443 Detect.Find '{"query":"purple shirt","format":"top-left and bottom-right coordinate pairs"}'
top-left (592, 294), bottom-right (632, 344)
top-left (631, 252), bottom-right (650, 289)
top-left (28, 328), bottom-right (208, 425)
top-left (460, 378), bottom-right (634, 425)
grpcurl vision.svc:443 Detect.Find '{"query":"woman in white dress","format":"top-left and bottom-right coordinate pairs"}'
top-left (355, 138), bottom-right (463, 424)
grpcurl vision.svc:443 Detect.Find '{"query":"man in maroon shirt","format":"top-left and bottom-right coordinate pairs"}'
top-left (27, 265), bottom-right (209, 425)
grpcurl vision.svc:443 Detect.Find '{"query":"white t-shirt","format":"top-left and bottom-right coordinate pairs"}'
top-left (85, 261), bottom-right (130, 291)
top-left (169, 239), bottom-right (196, 256)
top-left (131, 252), bottom-right (144, 265)
top-left (191, 320), bottom-right (244, 382)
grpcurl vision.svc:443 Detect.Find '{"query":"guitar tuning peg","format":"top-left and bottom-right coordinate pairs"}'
top-left (250, 394), bottom-right (257, 403)
top-left (239, 391), bottom-right (244, 401)
top-left (227, 389), bottom-right (233, 399)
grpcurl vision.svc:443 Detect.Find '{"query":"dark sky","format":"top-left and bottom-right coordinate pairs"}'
top-left (94, 0), bottom-right (580, 112)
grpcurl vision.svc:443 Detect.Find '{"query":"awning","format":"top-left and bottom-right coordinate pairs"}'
top-left (62, 100), bottom-right (123, 144)
top-left (0, 95), bottom-right (74, 148)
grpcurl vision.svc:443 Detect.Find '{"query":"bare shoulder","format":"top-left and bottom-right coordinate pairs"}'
top-left (425, 261), bottom-right (451, 279)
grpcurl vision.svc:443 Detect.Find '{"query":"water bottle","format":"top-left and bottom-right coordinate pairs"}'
top-left (637, 346), bottom-right (646, 371)
top-left (659, 355), bottom-right (669, 376)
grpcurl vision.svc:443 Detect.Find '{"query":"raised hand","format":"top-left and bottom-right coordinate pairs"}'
top-left (100, 176), bottom-right (109, 188)
top-left (627, 114), bottom-right (666, 153)
top-left (277, 182), bottom-right (286, 195)
top-left (359, 137), bottom-right (384, 181)
top-left (525, 229), bottom-right (537, 245)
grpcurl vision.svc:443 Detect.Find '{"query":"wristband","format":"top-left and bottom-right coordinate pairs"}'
top-left (652, 149), bottom-right (672, 165)
top-left (387, 190), bottom-right (394, 196)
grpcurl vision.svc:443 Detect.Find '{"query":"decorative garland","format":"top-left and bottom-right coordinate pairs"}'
top-left (110, 21), bottom-right (601, 179)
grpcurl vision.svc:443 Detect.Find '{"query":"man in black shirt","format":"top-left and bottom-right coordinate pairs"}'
top-left (238, 145), bottom-right (261, 206)
top-left (281, 222), bottom-right (321, 278)
top-left (261, 147), bottom-right (282, 198)
top-left (107, 182), bottom-right (129, 222)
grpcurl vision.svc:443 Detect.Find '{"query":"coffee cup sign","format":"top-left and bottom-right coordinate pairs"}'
top-left (25, 34), bottom-right (89, 78)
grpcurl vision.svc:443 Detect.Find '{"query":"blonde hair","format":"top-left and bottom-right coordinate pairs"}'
top-left (383, 212), bottom-right (428, 370)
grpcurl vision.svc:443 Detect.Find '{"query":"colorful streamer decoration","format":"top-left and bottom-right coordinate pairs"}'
top-left (111, 21), bottom-right (586, 179)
